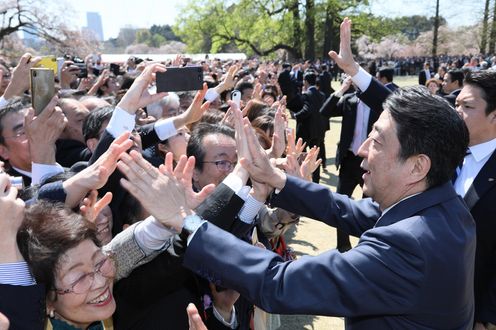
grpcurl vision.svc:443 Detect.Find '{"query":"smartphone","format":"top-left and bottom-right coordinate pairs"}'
top-left (30, 68), bottom-right (55, 115)
top-left (34, 56), bottom-right (57, 74)
top-left (155, 66), bottom-right (203, 92)
top-left (56, 57), bottom-right (65, 80)
top-left (231, 89), bottom-right (241, 108)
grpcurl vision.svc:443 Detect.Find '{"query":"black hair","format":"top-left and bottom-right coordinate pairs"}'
top-left (447, 69), bottom-right (465, 88)
top-left (378, 68), bottom-right (394, 83)
top-left (385, 86), bottom-right (469, 188)
top-left (186, 122), bottom-right (235, 171)
top-left (82, 106), bottom-right (114, 142)
top-left (236, 82), bottom-right (254, 96)
top-left (464, 70), bottom-right (496, 115)
top-left (303, 70), bottom-right (317, 85)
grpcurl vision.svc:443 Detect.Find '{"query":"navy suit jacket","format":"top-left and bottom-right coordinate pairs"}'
top-left (293, 87), bottom-right (326, 143)
top-left (184, 176), bottom-right (475, 330)
top-left (361, 77), bottom-right (496, 324)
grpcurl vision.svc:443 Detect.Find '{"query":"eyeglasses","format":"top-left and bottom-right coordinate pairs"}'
top-left (54, 253), bottom-right (116, 295)
top-left (3, 127), bottom-right (26, 140)
top-left (201, 160), bottom-right (236, 172)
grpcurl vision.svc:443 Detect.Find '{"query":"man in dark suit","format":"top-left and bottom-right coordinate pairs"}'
top-left (120, 19), bottom-right (475, 329)
top-left (442, 69), bottom-right (464, 106)
top-left (453, 71), bottom-right (496, 329)
top-left (418, 62), bottom-right (433, 86)
top-left (318, 64), bottom-right (332, 98)
top-left (293, 71), bottom-right (326, 182)
top-left (278, 63), bottom-right (302, 113)
top-left (376, 67), bottom-right (399, 91)
top-left (341, 52), bottom-right (496, 330)
top-left (126, 75), bottom-right (474, 329)
top-left (319, 76), bottom-right (382, 252)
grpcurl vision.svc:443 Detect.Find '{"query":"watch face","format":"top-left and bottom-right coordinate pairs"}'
top-left (184, 214), bottom-right (203, 232)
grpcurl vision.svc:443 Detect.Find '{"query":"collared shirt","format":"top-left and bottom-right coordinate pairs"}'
top-left (350, 99), bottom-right (370, 155)
top-left (454, 138), bottom-right (496, 197)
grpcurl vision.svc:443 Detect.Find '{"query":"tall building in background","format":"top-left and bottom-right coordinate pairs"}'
top-left (86, 12), bottom-right (104, 41)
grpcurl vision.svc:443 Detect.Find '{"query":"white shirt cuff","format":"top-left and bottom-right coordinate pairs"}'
top-left (134, 216), bottom-right (175, 255)
top-left (205, 88), bottom-right (220, 102)
top-left (0, 96), bottom-right (8, 108)
top-left (31, 163), bottom-right (64, 186)
top-left (238, 195), bottom-right (264, 224)
top-left (187, 220), bottom-right (208, 245)
top-left (106, 106), bottom-right (136, 138)
top-left (351, 66), bottom-right (372, 92)
top-left (223, 173), bottom-right (244, 195)
top-left (154, 117), bottom-right (177, 141)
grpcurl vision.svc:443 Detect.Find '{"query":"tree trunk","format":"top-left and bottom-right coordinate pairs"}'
top-left (304, 0), bottom-right (316, 60)
top-left (480, 0), bottom-right (491, 54)
top-left (489, 0), bottom-right (496, 54)
top-left (290, 0), bottom-right (303, 59)
top-left (322, 2), bottom-right (334, 59)
top-left (432, 0), bottom-right (440, 57)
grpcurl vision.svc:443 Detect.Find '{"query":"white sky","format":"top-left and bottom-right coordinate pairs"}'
top-left (65, 0), bottom-right (484, 40)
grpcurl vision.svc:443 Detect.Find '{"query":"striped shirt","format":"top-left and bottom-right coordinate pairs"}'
top-left (0, 261), bottom-right (36, 286)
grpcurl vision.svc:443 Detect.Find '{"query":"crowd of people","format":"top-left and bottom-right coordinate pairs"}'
top-left (0, 17), bottom-right (494, 330)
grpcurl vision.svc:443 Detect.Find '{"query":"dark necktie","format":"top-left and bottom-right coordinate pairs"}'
top-left (452, 149), bottom-right (471, 183)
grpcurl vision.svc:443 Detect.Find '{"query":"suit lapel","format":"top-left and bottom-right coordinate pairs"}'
top-left (375, 182), bottom-right (459, 228)
top-left (464, 150), bottom-right (496, 210)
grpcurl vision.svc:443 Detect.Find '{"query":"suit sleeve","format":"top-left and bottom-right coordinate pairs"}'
top-left (319, 93), bottom-right (343, 118)
top-left (0, 283), bottom-right (46, 330)
top-left (357, 77), bottom-right (392, 114)
top-left (293, 94), bottom-right (313, 120)
top-left (183, 222), bottom-right (425, 317)
top-left (270, 175), bottom-right (380, 237)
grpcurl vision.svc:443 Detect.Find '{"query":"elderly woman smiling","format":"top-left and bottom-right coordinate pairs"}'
top-left (17, 200), bottom-right (173, 329)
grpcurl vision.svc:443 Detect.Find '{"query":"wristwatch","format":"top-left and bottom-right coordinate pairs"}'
top-left (181, 214), bottom-right (204, 236)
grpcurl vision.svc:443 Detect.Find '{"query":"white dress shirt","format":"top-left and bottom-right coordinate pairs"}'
top-left (454, 138), bottom-right (496, 197)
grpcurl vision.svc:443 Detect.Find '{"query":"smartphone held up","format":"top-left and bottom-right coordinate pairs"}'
top-left (155, 66), bottom-right (203, 92)
top-left (30, 68), bottom-right (55, 115)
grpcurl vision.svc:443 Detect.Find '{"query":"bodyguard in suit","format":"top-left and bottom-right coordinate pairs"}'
top-left (293, 71), bottom-right (326, 182)
top-left (418, 62), bottom-right (433, 86)
top-left (442, 69), bottom-right (464, 106)
top-left (453, 71), bottom-right (496, 329)
top-left (376, 67), bottom-right (399, 91)
top-left (320, 76), bottom-right (382, 252)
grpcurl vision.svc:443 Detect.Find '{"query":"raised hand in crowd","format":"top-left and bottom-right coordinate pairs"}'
top-left (62, 131), bottom-right (133, 207)
top-left (117, 62), bottom-right (168, 113)
top-left (87, 68), bottom-right (111, 95)
top-left (2, 53), bottom-right (41, 100)
top-left (253, 81), bottom-right (263, 101)
top-left (328, 17), bottom-right (360, 77)
top-left (266, 104), bottom-right (286, 159)
top-left (239, 118), bottom-right (287, 190)
top-left (172, 83), bottom-right (210, 128)
top-left (59, 61), bottom-right (80, 89)
top-left (0, 169), bottom-right (25, 263)
top-left (171, 54), bottom-right (184, 67)
top-left (118, 150), bottom-right (214, 232)
top-left (25, 95), bottom-right (67, 165)
top-left (285, 128), bottom-right (305, 160)
top-left (79, 189), bottom-right (113, 223)
top-left (213, 63), bottom-right (240, 95)
top-left (300, 146), bottom-right (322, 181)
top-left (186, 304), bottom-right (208, 330)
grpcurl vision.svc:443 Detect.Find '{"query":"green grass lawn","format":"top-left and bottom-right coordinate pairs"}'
top-left (330, 75), bottom-right (419, 91)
